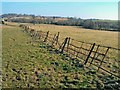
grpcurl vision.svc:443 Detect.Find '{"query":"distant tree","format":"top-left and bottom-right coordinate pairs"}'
top-left (1, 13), bottom-right (118, 31)
top-left (83, 20), bottom-right (94, 29)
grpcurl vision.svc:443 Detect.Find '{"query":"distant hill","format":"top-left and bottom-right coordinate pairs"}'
top-left (1, 13), bottom-right (118, 32)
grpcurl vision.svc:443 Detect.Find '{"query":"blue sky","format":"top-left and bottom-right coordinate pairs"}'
top-left (1, 0), bottom-right (119, 2)
top-left (2, 2), bottom-right (118, 20)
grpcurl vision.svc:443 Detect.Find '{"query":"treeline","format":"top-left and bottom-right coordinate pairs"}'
top-left (1, 13), bottom-right (118, 31)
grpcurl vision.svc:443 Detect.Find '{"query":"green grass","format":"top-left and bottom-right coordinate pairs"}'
top-left (2, 25), bottom-right (118, 88)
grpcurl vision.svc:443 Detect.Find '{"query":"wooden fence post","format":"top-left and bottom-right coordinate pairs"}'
top-left (97, 47), bottom-right (110, 71)
top-left (55, 32), bottom-right (60, 45)
top-left (84, 43), bottom-right (95, 65)
top-left (60, 37), bottom-right (68, 53)
top-left (44, 31), bottom-right (49, 42)
top-left (89, 45), bottom-right (100, 66)
top-left (67, 37), bottom-right (70, 52)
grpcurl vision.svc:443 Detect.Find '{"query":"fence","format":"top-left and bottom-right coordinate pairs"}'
top-left (20, 24), bottom-right (120, 79)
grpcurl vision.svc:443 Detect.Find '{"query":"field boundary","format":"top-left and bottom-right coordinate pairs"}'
top-left (20, 24), bottom-right (120, 79)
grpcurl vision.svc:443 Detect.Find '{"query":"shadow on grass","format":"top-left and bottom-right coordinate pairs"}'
top-left (39, 43), bottom-right (84, 69)
top-left (39, 43), bottom-right (120, 90)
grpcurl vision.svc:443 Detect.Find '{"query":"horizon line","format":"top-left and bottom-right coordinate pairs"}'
top-left (1, 13), bottom-right (118, 20)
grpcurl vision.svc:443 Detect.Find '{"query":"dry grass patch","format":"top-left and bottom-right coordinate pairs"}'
top-left (28, 24), bottom-right (118, 48)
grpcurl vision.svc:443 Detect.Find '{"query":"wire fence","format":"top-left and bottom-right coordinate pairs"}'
top-left (20, 24), bottom-right (120, 79)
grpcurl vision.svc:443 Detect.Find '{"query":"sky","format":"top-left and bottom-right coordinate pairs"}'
top-left (1, 0), bottom-right (120, 2)
top-left (1, 2), bottom-right (118, 20)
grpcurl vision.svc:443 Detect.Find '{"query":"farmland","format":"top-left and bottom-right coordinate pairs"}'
top-left (31, 24), bottom-right (118, 48)
top-left (2, 25), bottom-right (100, 88)
top-left (2, 22), bottom-right (119, 89)
top-left (2, 13), bottom-right (118, 31)
top-left (6, 22), bottom-right (118, 48)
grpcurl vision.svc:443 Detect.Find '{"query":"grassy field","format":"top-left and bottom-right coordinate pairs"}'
top-left (28, 24), bottom-right (118, 48)
top-left (3, 25), bottom-right (107, 88)
top-left (5, 22), bottom-right (118, 48)
top-left (2, 21), bottom-right (120, 89)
